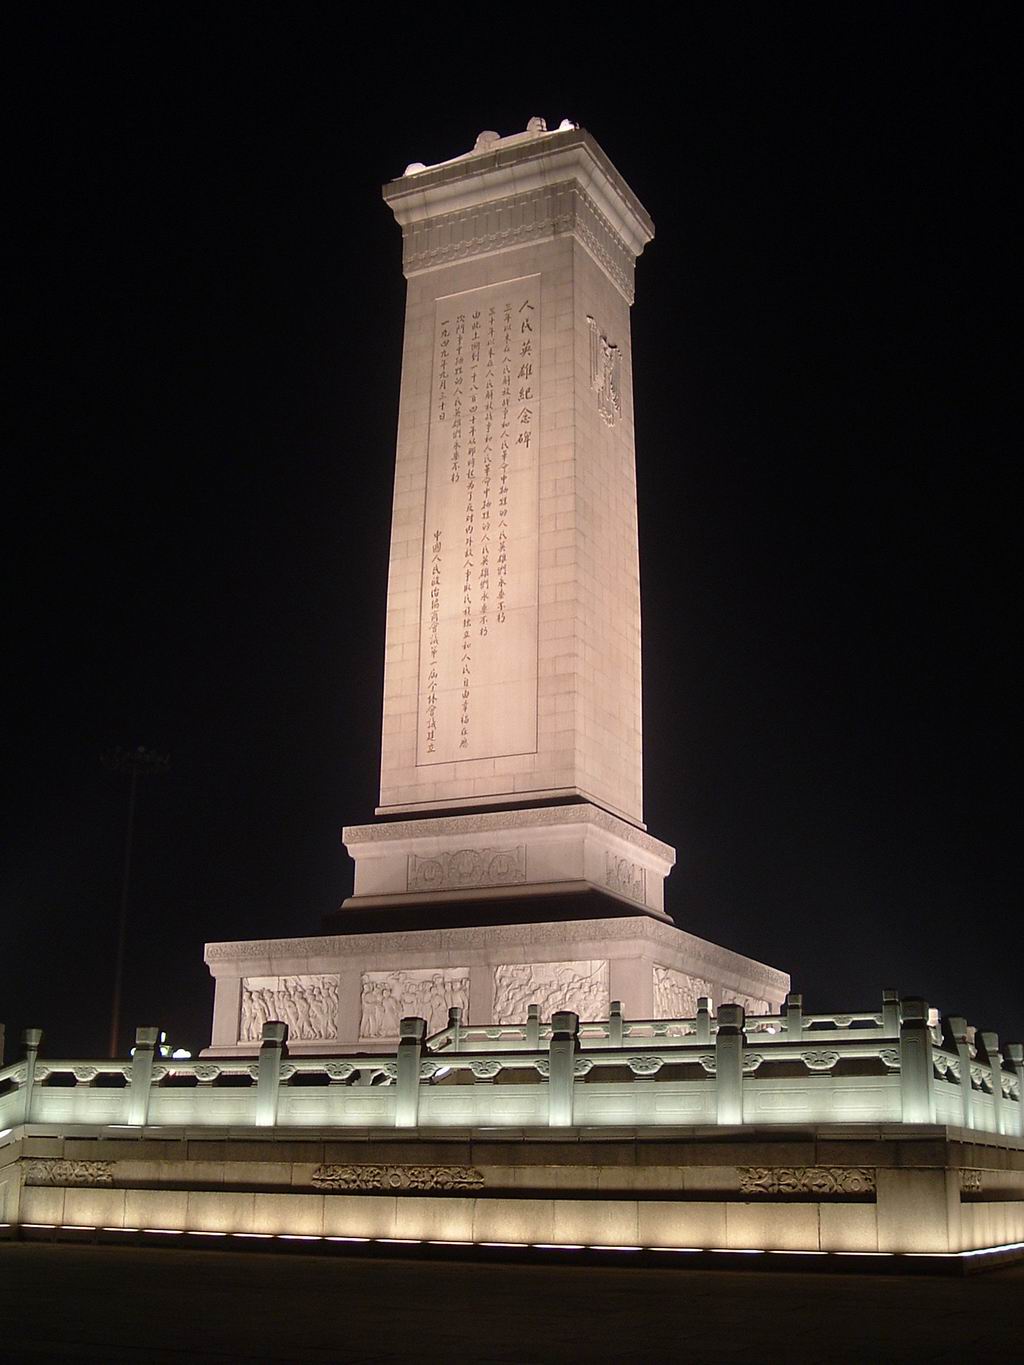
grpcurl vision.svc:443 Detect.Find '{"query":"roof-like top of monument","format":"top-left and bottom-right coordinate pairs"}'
top-left (383, 118), bottom-right (654, 259)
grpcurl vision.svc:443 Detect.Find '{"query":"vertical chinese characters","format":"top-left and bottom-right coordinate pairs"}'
top-left (419, 280), bottom-right (539, 765)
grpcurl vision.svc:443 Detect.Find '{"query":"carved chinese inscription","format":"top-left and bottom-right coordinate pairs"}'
top-left (418, 278), bottom-right (540, 765)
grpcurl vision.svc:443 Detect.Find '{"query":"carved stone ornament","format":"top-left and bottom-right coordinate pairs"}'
top-left (493, 960), bottom-right (609, 1025)
top-left (326, 1061), bottom-right (355, 1082)
top-left (739, 1167), bottom-right (876, 1196)
top-left (359, 968), bottom-right (469, 1040)
top-left (970, 1064), bottom-right (988, 1089)
top-left (192, 1063), bottom-right (221, 1082)
top-left (800, 1050), bottom-right (841, 1072)
top-left (878, 1048), bottom-right (901, 1071)
top-left (381, 1063), bottom-right (399, 1080)
top-left (604, 851), bottom-right (645, 904)
top-left (312, 1164), bottom-right (485, 1192)
top-left (573, 1058), bottom-right (594, 1077)
top-left (72, 1066), bottom-right (98, 1083)
top-left (534, 1059), bottom-right (550, 1077)
top-left (408, 845), bottom-right (526, 893)
top-left (697, 1055), bottom-right (717, 1074)
top-left (240, 973), bottom-right (338, 1043)
top-left (960, 1169), bottom-right (983, 1193)
top-left (400, 182), bottom-right (637, 303)
top-left (24, 1158), bottom-right (115, 1188)
top-left (32, 1067), bottom-right (50, 1082)
top-left (653, 965), bottom-right (715, 1018)
top-left (469, 1058), bottom-right (502, 1080)
top-left (742, 1053), bottom-right (765, 1073)
top-left (627, 1055), bottom-right (664, 1076)
top-left (586, 316), bottom-right (623, 426)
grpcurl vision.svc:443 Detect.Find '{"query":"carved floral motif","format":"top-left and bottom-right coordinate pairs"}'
top-left (960, 1169), bottom-right (983, 1193)
top-left (240, 974), bottom-right (338, 1043)
top-left (359, 969), bottom-right (469, 1040)
top-left (739, 1167), bottom-right (876, 1196)
top-left (493, 960), bottom-right (609, 1024)
top-left (24, 1159), bottom-right (114, 1188)
top-left (311, 1163), bottom-right (484, 1192)
top-left (408, 846), bottom-right (525, 893)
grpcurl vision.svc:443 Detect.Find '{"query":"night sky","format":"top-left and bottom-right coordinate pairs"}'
top-left (6, 9), bottom-right (1020, 1061)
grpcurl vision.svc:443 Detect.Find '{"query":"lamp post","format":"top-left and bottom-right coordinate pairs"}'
top-left (102, 745), bottom-right (170, 1057)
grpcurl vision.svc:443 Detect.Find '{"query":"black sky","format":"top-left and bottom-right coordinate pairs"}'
top-left (5, 7), bottom-right (1020, 1060)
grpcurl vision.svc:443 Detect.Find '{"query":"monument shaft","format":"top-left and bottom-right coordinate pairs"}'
top-left (379, 126), bottom-right (653, 826)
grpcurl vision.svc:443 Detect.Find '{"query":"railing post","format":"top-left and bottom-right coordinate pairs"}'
top-left (126, 1026), bottom-right (160, 1126)
top-left (395, 1016), bottom-right (425, 1128)
top-left (944, 1015), bottom-right (974, 1130)
top-left (1005, 1043), bottom-right (1024, 1138)
top-left (548, 1010), bottom-right (578, 1127)
top-left (695, 997), bottom-right (712, 1046)
top-left (526, 1004), bottom-right (540, 1051)
top-left (255, 1020), bottom-right (288, 1127)
top-left (447, 1006), bottom-right (463, 1053)
top-left (609, 1000), bottom-right (623, 1048)
top-left (899, 997), bottom-right (935, 1124)
top-left (977, 1031), bottom-right (1004, 1136)
top-left (21, 1028), bottom-right (43, 1124)
top-left (882, 989), bottom-right (900, 1036)
top-left (782, 992), bottom-right (803, 1040)
top-left (715, 1003), bottom-right (745, 1125)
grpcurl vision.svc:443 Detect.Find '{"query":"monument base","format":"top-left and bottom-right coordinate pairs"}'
top-left (203, 914), bottom-right (789, 1055)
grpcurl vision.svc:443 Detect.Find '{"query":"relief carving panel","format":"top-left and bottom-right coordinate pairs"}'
top-left (493, 959), bottom-right (609, 1023)
top-left (653, 964), bottom-right (714, 1017)
top-left (359, 969), bottom-right (470, 1040)
top-left (605, 853), bottom-right (645, 904)
top-left (240, 975), bottom-right (338, 1043)
top-left (408, 845), bottom-right (525, 892)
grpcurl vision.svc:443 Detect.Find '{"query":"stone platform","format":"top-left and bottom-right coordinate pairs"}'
top-left (3, 1123), bottom-right (1022, 1261)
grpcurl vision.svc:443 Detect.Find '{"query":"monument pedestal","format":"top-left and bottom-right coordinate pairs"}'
top-left (340, 804), bottom-right (675, 921)
top-left (204, 912), bottom-right (788, 1056)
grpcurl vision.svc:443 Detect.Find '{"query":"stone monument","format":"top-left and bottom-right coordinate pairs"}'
top-left (203, 120), bottom-right (789, 1053)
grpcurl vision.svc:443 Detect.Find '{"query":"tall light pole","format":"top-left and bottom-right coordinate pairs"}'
top-left (102, 745), bottom-right (170, 1057)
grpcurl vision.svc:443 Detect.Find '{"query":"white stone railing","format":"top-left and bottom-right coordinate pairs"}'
top-left (1, 996), bottom-right (1020, 1138)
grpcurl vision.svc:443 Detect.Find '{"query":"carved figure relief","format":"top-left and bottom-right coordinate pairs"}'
top-left (23, 1159), bottom-right (114, 1187)
top-left (653, 964), bottom-right (715, 1018)
top-left (359, 969), bottom-right (469, 1040)
top-left (239, 974), bottom-right (338, 1043)
top-left (586, 315), bottom-right (622, 425)
top-left (408, 845), bottom-right (525, 892)
top-left (493, 960), bottom-right (609, 1024)
top-left (605, 852), bottom-right (645, 904)
top-left (738, 1167), bottom-right (876, 1196)
top-left (311, 1164), bottom-right (484, 1192)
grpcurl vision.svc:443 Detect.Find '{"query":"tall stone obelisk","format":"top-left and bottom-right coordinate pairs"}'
top-left (205, 122), bottom-right (789, 1053)
top-left (340, 120), bottom-right (677, 922)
